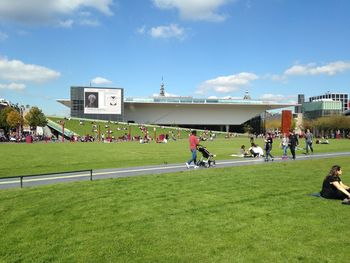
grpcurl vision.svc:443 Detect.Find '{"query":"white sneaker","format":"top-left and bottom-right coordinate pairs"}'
top-left (194, 165), bottom-right (199, 169)
top-left (185, 162), bottom-right (190, 169)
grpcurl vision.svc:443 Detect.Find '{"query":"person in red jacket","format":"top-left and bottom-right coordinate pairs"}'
top-left (186, 130), bottom-right (200, 169)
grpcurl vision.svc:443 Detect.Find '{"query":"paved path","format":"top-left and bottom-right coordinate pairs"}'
top-left (1, 151), bottom-right (350, 190)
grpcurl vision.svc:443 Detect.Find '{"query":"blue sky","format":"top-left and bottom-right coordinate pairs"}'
top-left (0, 0), bottom-right (350, 116)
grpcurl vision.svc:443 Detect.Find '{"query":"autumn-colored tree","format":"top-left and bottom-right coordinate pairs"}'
top-left (6, 110), bottom-right (22, 129)
top-left (0, 107), bottom-right (15, 134)
top-left (265, 118), bottom-right (281, 131)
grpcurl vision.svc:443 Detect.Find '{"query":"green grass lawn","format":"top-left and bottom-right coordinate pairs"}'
top-left (1, 138), bottom-right (350, 178)
top-left (1, 157), bottom-right (350, 262)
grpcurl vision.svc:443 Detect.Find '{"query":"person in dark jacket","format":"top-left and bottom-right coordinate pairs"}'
top-left (320, 165), bottom-right (350, 203)
top-left (264, 133), bottom-right (274, 162)
top-left (288, 130), bottom-right (299, 160)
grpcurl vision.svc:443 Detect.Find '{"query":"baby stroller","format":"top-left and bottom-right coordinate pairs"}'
top-left (196, 145), bottom-right (216, 168)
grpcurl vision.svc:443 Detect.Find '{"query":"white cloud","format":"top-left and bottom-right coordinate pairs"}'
top-left (58, 18), bottom-right (100, 28)
top-left (0, 57), bottom-right (61, 83)
top-left (152, 0), bottom-right (232, 21)
top-left (260, 93), bottom-right (297, 104)
top-left (58, 19), bottom-right (74, 28)
top-left (91, 77), bottom-right (112, 85)
top-left (0, 0), bottom-right (113, 24)
top-left (152, 92), bottom-right (179, 97)
top-left (196, 72), bottom-right (258, 94)
top-left (265, 74), bottom-right (287, 82)
top-left (150, 24), bottom-right (185, 39)
top-left (0, 83), bottom-right (26, 90)
top-left (78, 19), bottom-right (100, 27)
top-left (284, 61), bottom-right (350, 76)
top-left (0, 31), bottom-right (8, 41)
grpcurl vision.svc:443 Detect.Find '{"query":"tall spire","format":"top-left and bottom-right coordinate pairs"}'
top-left (243, 89), bottom-right (251, 100)
top-left (160, 76), bottom-right (165, 96)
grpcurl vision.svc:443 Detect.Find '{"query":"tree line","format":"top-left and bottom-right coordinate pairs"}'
top-left (265, 115), bottom-right (350, 137)
top-left (0, 105), bottom-right (47, 135)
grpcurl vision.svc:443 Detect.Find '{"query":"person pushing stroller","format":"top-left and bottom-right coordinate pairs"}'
top-left (186, 130), bottom-right (200, 169)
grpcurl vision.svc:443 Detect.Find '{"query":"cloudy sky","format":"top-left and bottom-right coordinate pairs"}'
top-left (0, 0), bottom-right (350, 115)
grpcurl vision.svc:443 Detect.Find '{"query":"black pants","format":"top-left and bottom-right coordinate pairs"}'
top-left (290, 146), bottom-right (296, 159)
top-left (321, 188), bottom-right (350, 200)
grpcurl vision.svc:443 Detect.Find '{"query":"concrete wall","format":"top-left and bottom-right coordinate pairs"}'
top-left (124, 103), bottom-right (269, 125)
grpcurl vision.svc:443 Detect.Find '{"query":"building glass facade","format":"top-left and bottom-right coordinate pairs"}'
top-left (302, 100), bottom-right (342, 119)
top-left (309, 92), bottom-right (349, 112)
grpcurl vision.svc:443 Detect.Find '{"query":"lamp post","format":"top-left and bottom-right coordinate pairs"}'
top-left (60, 120), bottom-right (65, 143)
top-left (16, 105), bottom-right (25, 142)
top-left (153, 127), bottom-right (157, 142)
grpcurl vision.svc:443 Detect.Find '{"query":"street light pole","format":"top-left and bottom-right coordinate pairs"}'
top-left (60, 120), bottom-right (65, 143)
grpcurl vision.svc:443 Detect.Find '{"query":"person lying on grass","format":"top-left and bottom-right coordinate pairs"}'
top-left (320, 165), bottom-right (350, 204)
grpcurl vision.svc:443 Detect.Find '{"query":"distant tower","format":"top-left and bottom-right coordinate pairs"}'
top-left (295, 94), bottom-right (305, 113)
top-left (243, 90), bottom-right (251, 100)
top-left (160, 77), bottom-right (165, 96)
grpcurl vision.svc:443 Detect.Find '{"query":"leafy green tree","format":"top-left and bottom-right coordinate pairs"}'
top-left (0, 107), bottom-right (15, 134)
top-left (311, 116), bottom-right (350, 137)
top-left (25, 107), bottom-right (47, 130)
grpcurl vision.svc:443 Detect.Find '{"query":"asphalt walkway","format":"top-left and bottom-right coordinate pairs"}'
top-left (1, 151), bottom-right (350, 189)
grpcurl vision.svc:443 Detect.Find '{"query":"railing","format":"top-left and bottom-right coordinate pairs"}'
top-left (125, 97), bottom-right (266, 104)
top-left (46, 119), bottom-right (76, 137)
top-left (0, 169), bottom-right (93, 188)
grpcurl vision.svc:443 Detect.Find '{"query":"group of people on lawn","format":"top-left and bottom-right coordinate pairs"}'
top-left (238, 129), bottom-right (303, 161)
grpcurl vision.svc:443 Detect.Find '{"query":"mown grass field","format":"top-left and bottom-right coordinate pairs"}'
top-left (1, 157), bottom-right (350, 262)
top-left (1, 138), bottom-right (350, 178)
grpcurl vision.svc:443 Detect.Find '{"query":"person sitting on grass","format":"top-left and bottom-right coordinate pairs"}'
top-left (231, 145), bottom-right (251, 157)
top-left (248, 143), bottom-right (264, 158)
top-left (320, 165), bottom-right (350, 204)
top-left (240, 145), bottom-right (251, 157)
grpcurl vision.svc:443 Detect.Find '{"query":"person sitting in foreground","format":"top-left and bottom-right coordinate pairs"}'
top-left (320, 165), bottom-right (350, 204)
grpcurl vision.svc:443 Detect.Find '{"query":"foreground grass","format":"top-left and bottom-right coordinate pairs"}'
top-left (1, 157), bottom-right (350, 262)
top-left (1, 138), bottom-right (350, 178)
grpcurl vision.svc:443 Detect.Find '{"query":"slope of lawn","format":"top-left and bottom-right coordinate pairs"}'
top-left (47, 116), bottom-right (222, 139)
top-left (0, 157), bottom-right (350, 262)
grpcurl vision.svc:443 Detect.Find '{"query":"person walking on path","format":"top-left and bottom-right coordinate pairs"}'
top-left (186, 130), bottom-right (200, 168)
top-left (304, 129), bottom-right (314, 154)
top-left (320, 165), bottom-right (350, 204)
top-left (288, 130), bottom-right (299, 160)
top-left (264, 133), bottom-right (274, 162)
top-left (281, 133), bottom-right (289, 159)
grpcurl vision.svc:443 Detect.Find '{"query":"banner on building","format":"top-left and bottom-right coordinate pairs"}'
top-left (84, 88), bottom-right (122, 114)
